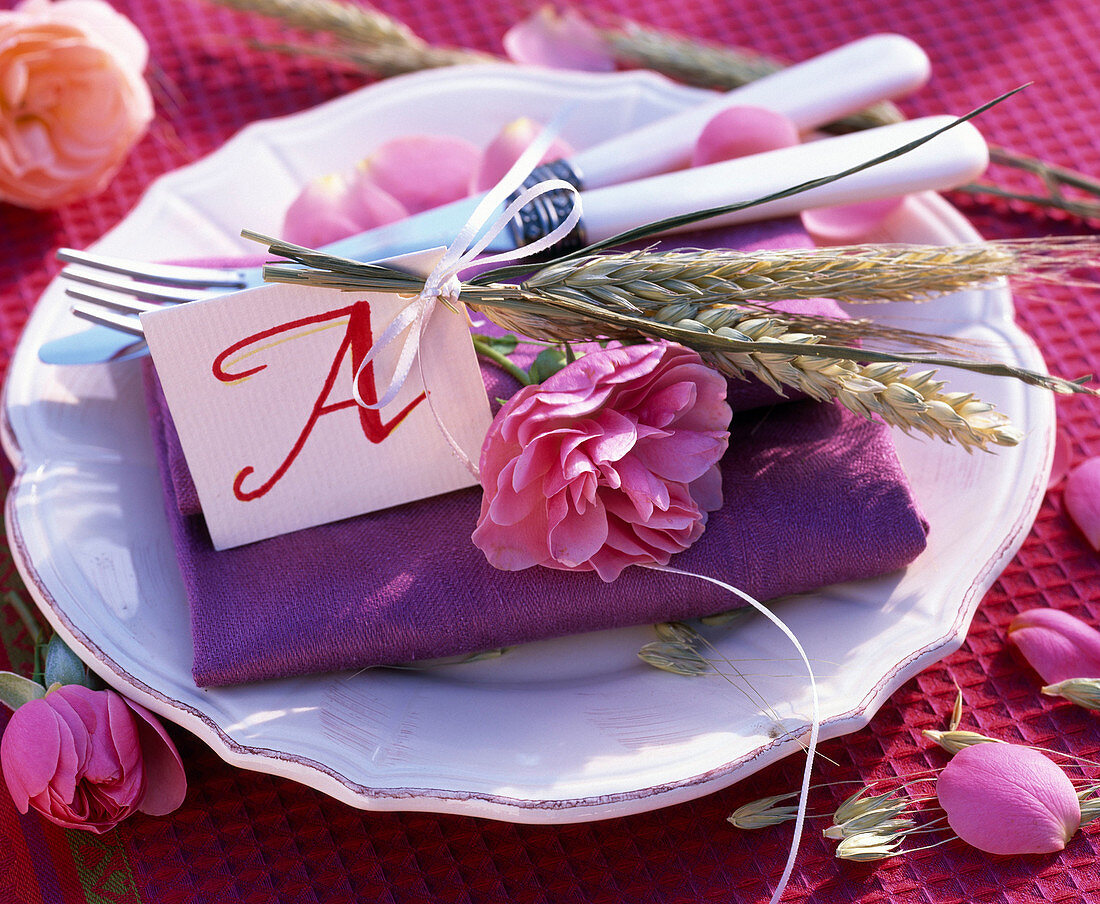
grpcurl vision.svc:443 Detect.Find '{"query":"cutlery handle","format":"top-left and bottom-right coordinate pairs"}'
top-left (570, 34), bottom-right (930, 189)
top-left (580, 116), bottom-right (988, 241)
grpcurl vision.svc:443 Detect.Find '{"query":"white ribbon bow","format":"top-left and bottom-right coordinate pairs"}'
top-left (352, 118), bottom-right (583, 421)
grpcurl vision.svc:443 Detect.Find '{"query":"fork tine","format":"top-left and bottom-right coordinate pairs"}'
top-left (69, 302), bottom-right (146, 337)
top-left (57, 248), bottom-right (250, 289)
top-left (60, 265), bottom-right (217, 304)
top-left (64, 287), bottom-right (159, 316)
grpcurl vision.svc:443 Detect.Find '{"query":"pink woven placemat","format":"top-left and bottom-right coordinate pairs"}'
top-left (1, 0), bottom-right (1099, 901)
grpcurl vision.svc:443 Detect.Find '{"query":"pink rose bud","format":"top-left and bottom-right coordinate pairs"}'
top-left (355, 134), bottom-right (480, 214)
top-left (473, 117), bottom-right (575, 192)
top-left (0, 0), bottom-right (153, 209)
top-left (502, 7), bottom-right (614, 72)
top-left (1008, 608), bottom-right (1100, 685)
top-left (1, 684), bottom-right (187, 833)
top-left (937, 743), bottom-right (1080, 854)
top-left (1064, 456), bottom-right (1100, 549)
top-left (472, 341), bottom-right (731, 581)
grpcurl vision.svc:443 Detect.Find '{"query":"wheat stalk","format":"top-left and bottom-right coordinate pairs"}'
top-left (211, 0), bottom-right (424, 47)
top-left (469, 289), bottom-right (1023, 450)
top-left (245, 38), bottom-right (488, 75)
top-left (250, 233), bottom-right (1098, 450)
top-left (524, 238), bottom-right (1100, 307)
top-left (597, 21), bottom-right (904, 134)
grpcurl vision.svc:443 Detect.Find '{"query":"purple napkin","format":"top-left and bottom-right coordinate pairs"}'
top-left (146, 219), bottom-right (929, 686)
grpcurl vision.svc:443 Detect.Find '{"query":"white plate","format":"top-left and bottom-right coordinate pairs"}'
top-left (2, 66), bottom-right (1053, 823)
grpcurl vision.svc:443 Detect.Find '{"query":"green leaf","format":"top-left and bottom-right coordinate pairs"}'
top-left (44, 635), bottom-right (100, 690)
top-left (471, 333), bottom-right (519, 355)
top-left (0, 671), bottom-right (46, 711)
top-left (528, 347), bottom-right (569, 383)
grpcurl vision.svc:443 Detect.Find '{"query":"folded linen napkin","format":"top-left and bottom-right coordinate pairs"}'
top-left (145, 219), bottom-right (929, 686)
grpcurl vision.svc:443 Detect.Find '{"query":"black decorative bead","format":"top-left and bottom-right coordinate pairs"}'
top-left (505, 160), bottom-right (587, 256)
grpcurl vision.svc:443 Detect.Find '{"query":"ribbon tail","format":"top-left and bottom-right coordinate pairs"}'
top-left (644, 564), bottom-right (820, 904)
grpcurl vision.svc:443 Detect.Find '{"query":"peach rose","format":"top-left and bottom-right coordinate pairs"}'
top-left (0, 0), bottom-right (153, 209)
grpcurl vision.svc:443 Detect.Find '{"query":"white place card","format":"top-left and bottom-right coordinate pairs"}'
top-left (142, 253), bottom-right (492, 550)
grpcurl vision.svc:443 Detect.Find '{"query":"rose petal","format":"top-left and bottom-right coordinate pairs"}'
top-left (282, 176), bottom-right (356, 246)
top-left (692, 106), bottom-right (800, 167)
top-left (1049, 432), bottom-right (1071, 489)
top-left (357, 135), bottom-right (480, 214)
top-left (548, 493), bottom-right (608, 567)
top-left (1008, 608), bottom-right (1100, 684)
top-left (937, 744), bottom-right (1080, 855)
top-left (502, 7), bottom-right (614, 72)
top-left (1064, 456), bottom-right (1100, 549)
top-left (801, 198), bottom-right (904, 244)
top-left (1, 698), bottom-right (63, 810)
top-left (126, 701), bottom-right (187, 815)
top-left (474, 117), bottom-right (574, 192)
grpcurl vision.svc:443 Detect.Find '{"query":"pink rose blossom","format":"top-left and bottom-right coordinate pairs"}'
top-left (2, 684), bottom-right (186, 833)
top-left (472, 341), bottom-right (731, 581)
top-left (1008, 608), bottom-right (1100, 685)
top-left (502, 7), bottom-right (614, 72)
top-left (937, 743), bottom-right (1080, 854)
top-left (0, 0), bottom-right (153, 209)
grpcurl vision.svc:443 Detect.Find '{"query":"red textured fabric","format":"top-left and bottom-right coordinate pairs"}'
top-left (0, 0), bottom-right (1098, 901)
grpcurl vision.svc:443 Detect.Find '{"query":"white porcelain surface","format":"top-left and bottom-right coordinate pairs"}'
top-left (2, 66), bottom-right (1053, 823)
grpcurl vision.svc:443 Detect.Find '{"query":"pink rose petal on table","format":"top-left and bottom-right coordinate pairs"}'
top-left (1048, 431), bottom-right (1071, 489)
top-left (801, 198), bottom-right (905, 244)
top-left (473, 117), bottom-right (575, 192)
top-left (473, 341), bottom-right (731, 582)
top-left (1008, 608), bottom-right (1100, 684)
top-left (503, 7), bottom-right (614, 72)
top-left (691, 106), bottom-right (800, 167)
top-left (1064, 455), bottom-right (1100, 549)
top-left (356, 135), bottom-right (480, 214)
top-left (937, 743), bottom-right (1080, 855)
